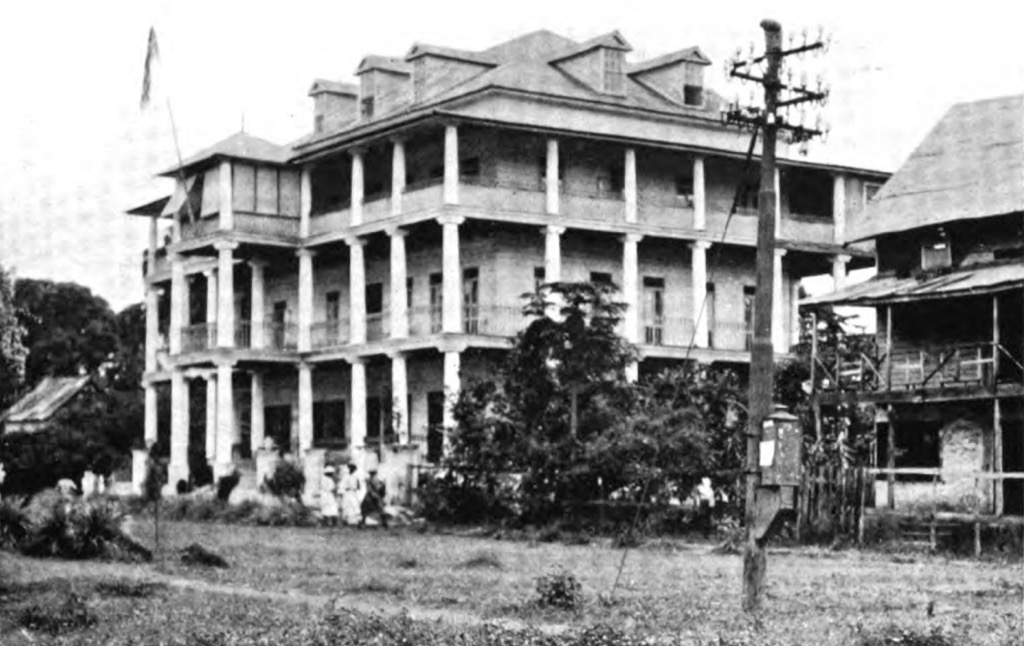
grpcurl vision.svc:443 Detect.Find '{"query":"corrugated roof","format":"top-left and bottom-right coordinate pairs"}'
top-left (1, 376), bottom-right (91, 425)
top-left (850, 95), bottom-right (1024, 242)
top-left (126, 195), bottom-right (171, 218)
top-left (802, 262), bottom-right (1024, 307)
top-left (159, 132), bottom-right (291, 176)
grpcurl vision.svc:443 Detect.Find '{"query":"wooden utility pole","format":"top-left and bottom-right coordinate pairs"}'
top-left (724, 20), bottom-right (831, 613)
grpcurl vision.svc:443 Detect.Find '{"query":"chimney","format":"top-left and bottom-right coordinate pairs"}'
top-left (309, 81), bottom-right (359, 134)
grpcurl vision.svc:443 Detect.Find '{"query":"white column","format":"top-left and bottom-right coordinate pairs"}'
top-left (691, 241), bottom-right (711, 348)
top-left (347, 237), bottom-right (367, 344)
top-left (622, 234), bottom-right (641, 344)
top-left (169, 371), bottom-right (189, 487)
top-left (774, 167), bottom-right (782, 233)
top-left (693, 156), bottom-right (706, 230)
top-left (832, 254), bottom-right (851, 291)
top-left (144, 383), bottom-right (158, 446)
top-left (624, 147), bottom-right (637, 223)
top-left (389, 227), bottom-right (409, 338)
top-left (300, 167), bottom-right (312, 238)
top-left (351, 149), bottom-right (364, 226)
top-left (546, 138), bottom-right (560, 215)
top-left (298, 363), bottom-right (313, 452)
top-left (215, 241), bottom-right (237, 348)
top-left (790, 280), bottom-right (802, 348)
top-left (439, 216), bottom-right (464, 333)
top-left (443, 349), bottom-right (461, 433)
top-left (390, 352), bottom-right (409, 444)
top-left (205, 374), bottom-right (217, 461)
top-left (443, 124), bottom-right (459, 205)
top-left (772, 249), bottom-right (787, 353)
top-left (204, 269), bottom-right (217, 348)
top-left (833, 174), bottom-right (847, 244)
top-left (391, 138), bottom-right (406, 216)
top-left (145, 287), bottom-right (159, 372)
top-left (215, 363), bottom-right (235, 475)
top-left (544, 226), bottom-right (564, 282)
top-left (297, 250), bottom-right (315, 352)
top-left (350, 358), bottom-right (367, 469)
top-left (250, 372), bottom-right (265, 454)
top-left (219, 160), bottom-right (233, 231)
top-left (250, 261), bottom-right (266, 349)
top-left (148, 217), bottom-right (159, 276)
top-left (169, 254), bottom-right (185, 354)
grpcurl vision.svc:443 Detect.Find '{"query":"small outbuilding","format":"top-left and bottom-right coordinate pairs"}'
top-left (0, 376), bottom-right (93, 435)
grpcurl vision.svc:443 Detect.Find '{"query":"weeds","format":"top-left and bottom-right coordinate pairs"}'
top-left (534, 569), bottom-right (583, 611)
top-left (461, 551), bottom-right (504, 570)
top-left (345, 577), bottom-right (405, 597)
top-left (95, 579), bottom-right (166, 598)
top-left (18, 590), bottom-right (98, 636)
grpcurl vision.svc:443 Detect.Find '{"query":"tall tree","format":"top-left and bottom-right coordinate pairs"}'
top-left (14, 279), bottom-right (118, 383)
top-left (0, 264), bottom-right (28, 410)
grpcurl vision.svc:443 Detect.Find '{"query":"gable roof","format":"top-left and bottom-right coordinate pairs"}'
top-left (549, 30), bottom-right (632, 62)
top-left (1, 376), bottom-right (91, 426)
top-left (481, 30), bottom-right (577, 62)
top-left (159, 132), bottom-right (291, 176)
top-left (629, 47), bottom-right (711, 74)
top-left (405, 43), bottom-right (497, 66)
top-left (850, 94), bottom-right (1024, 242)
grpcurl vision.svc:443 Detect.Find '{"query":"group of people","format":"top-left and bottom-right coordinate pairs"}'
top-left (319, 463), bottom-right (388, 528)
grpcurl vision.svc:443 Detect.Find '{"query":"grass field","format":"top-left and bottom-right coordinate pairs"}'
top-left (1, 520), bottom-right (1022, 645)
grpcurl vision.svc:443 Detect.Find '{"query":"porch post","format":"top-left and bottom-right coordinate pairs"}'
top-left (347, 237), bottom-right (367, 344)
top-left (204, 269), bottom-right (218, 349)
top-left (832, 254), bottom-right (851, 291)
top-left (250, 260), bottom-right (266, 349)
top-left (692, 155), bottom-right (706, 230)
top-left (251, 371), bottom-right (265, 454)
top-left (215, 241), bottom-right (237, 348)
top-left (350, 358), bottom-right (367, 469)
top-left (546, 138), bottom-right (560, 215)
top-left (219, 160), bottom-right (233, 231)
top-left (439, 215), bottom-right (464, 333)
top-left (297, 250), bottom-right (315, 352)
top-left (298, 363), bottom-right (313, 452)
top-left (691, 241), bottom-right (711, 348)
top-left (994, 398), bottom-right (1004, 515)
top-left (442, 348), bottom-right (462, 453)
top-left (388, 227), bottom-right (409, 339)
top-left (832, 173), bottom-right (846, 244)
top-left (169, 254), bottom-right (184, 354)
top-left (351, 149), bottom-right (365, 226)
top-left (300, 166), bottom-right (312, 237)
top-left (624, 147), bottom-right (637, 223)
top-left (215, 362), bottom-right (235, 476)
top-left (390, 351), bottom-right (410, 444)
top-left (169, 370), bottom-right (189, 488)
top-left (391, 138), bottom-right (406, 216)
top-left (622, 233), bottom-right (641, 382)
top-left (443, 124), bottom-right (459, 205)
top-left (205, 373), bottom-right (217, 461)
top-left (145, 287), bottom-right (159, 372)
top-left (144, 383), bottom-right (158, 446)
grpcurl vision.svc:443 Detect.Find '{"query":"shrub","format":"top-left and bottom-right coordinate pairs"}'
top-left (0, 496), bottom-right (29, 549)
top-left (534, 569), bottom-right (583, 611)
top-left (252, 500), bottom-right (315, 527)
top-left (216, 470), bottom-right (241, 502)
top-left (180, 543), bottom-right (229, 568)
top-left (19, 497), bottom-right (151, 562)
top-left (264, 461), bottom-right (305, 501)
top-left (18, 590), bottom-right (98, 636)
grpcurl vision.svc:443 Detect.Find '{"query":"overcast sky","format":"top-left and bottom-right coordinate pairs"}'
top-left (0, 0), bottom-right (1021, 310)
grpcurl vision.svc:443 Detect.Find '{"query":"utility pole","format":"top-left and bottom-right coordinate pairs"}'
top-left (723, 19), bottom-right (830, 613)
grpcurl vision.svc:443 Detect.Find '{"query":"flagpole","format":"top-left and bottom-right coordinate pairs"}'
top-left (165, 97), bottom-right (196, 224)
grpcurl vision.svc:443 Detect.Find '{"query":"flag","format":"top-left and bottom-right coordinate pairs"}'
top-left (140, 27), bottom-right (160, 109)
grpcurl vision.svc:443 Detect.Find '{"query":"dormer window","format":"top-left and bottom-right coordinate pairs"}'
top-left (683, 63), bottom-right (704, 106)
top-left (921, 241), bottom-right (952, 271)
top-left (360, 74), bottom-right (376, 119)
top-left (603, 49), bottom-right (624, 94)
top-left (865, 182), bottom-right (882, 204)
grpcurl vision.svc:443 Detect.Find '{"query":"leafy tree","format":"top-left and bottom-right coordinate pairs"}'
top-left (110, 302), bottom-right (146, 391)
top-left (0, 264), bottom-right (28, 410)
top-left (13, 279), bottom-right (118, 383)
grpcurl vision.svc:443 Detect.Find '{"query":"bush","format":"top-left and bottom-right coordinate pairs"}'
top-left (534, 569), bottom-right (583, 611)
top-left (0, 496), bottom-right (30, 549)
top-left (264, 461), bottom-right (305, 501)
top-left (19, 497), bottom-right (151, 562)
top-left (216, 471), bottom-right (241, 502)
top-left (252, 500), bottom-right (315, 527)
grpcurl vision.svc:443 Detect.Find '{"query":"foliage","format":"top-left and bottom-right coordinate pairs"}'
top-left (0, 263), bottom-right (28, 410)
top-left (189, 446), bottom-right (214, 488)
top-left (263, 460), bottom-right (305, 501)
top-left (18, 589), bottom-right (98, 636)
top-left (0, 426), bottom-right (117, 496)
top-left (215, 470), bottom-right (241, 502)
top-left (141, 451), bottom-right (166, 503)
top-left (534, 569), bottom-right (584, 611)
top-left (17, 496), bottom-right (152, 561)
top-left (779, 305), bottom-right (878, 468)
top-left (0, 496), bottom-right (30, 548)
top-left (180, 542), bottom-right (229, 568)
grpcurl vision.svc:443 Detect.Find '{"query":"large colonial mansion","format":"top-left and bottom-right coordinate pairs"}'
top-left (128, 30), bottom-right (888, 499)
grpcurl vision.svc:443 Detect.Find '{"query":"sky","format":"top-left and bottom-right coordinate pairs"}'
top-left (0, 0), bottom-right (1021, 311)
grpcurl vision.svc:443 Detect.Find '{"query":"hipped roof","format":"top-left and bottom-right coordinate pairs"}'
top-left (158, 132), bottom-right (291, 176)
top-left (802, 262), bottom-right (1024, 307)
top-left (1, 376), bottom-right (91, 425)
top-left (851, 95), bottom-right (1024, 242)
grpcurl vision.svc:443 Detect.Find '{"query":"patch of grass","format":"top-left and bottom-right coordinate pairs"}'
top-left (460, 551), bottom-right (503, 570)
top-left (18, 589), bottom-right (98, 636)
top-left (95, 579), bottom-right (167, 598)
top-left (345, 577), bottom-right (405, 597)
top-left (396, 556), bottom-right (420, 569)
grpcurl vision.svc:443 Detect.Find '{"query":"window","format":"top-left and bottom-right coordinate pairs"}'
top-left (598, 162), bottom-right (624, 196)
top-left (675, 170), bottom-right (694, 200)
top-left (366, 283), bottom-right (383, 315)
top-left (706, 283), bottom-right (717, 348)
top-left (743, 286), bottom-right (756, 351)
top-left (231, 164), bottom-right (300, 216)
top-left (429, 273), bottom-right (442, 333)
top-left (463, 267), bottom-right (479, 334)
top-left (406, 277), bottom-right (414, 312)
top-left (738, 181), bottom-right (759, 212)
top-left (534, 267), bottom-right (546, 292)
top-left (590, 271), bottom-right (613, 286)
top-left (313, 400), bottom-right (346, 446)
top-left (865, 182), bottom-right (883, 204)
top-left (325, 291), bottom-right (341, 322)
top-left (683, 63), bottom-right (705, 106)
top-left (426, 391), bottom-right (445, 463)
top-left (360, 74), bottom-right (375, 119)
top-left (603, 49), bottom-right (624, 94)
top-left (460, 157), bottom-right (480, 181)
top-left (921, 241), bottom-right (952, 271)
top-left (787, 169), bottom-right (833, 218)
top-left (366, 397), bottom-right (382, 442)
top-left (642, 277), bottom-right (665, 345)
top-left (413, 58), bottom-right (426, 101)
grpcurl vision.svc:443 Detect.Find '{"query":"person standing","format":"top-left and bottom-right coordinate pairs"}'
top-left (360, 469), bottom-right (388, 529)
top-left (320, 466), bottom-right (339, 527)
top-left (339, 463), bottom-right (363, 526)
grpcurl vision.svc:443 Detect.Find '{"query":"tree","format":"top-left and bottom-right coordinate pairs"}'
top-left (0, 264), bottom-right (28, 410)
top-left (14, 279), bottom-right (118, 384)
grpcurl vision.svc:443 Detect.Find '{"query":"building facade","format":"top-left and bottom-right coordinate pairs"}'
top-left (806, 95), bottom-right (1024, 516)
top-left (129, 30), bottom-right (887, 500)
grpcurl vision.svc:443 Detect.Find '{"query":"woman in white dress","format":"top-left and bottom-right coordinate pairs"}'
top-left (320, 466), bottom-right (339, 527)
top-left (339, 463), bottom-right (363, 526)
